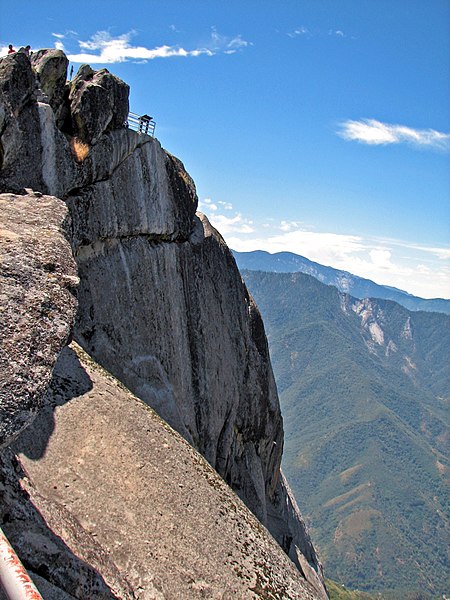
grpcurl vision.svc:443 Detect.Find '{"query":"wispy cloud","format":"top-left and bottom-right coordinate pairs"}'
top-left (279, 220), bottom-right (306, 232)
top-left (210, 27), bottom-right (250, 54)
top-left (56, 29), bottom-right (250, 64)
top-left (338, 119), bottom-right (450, 152)
top-left (198, 198), bottom-right (254, 234)
top-left (384, 240), bottom-right (450, 261)
top-left (288, 26), bottom-right (310, 38)
top-left (198, 198), bottom-right (234, 213)
top-left (288, 26), bottom-right (346, 39)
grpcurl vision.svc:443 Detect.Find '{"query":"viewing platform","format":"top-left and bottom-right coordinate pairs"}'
top-left (126, 112), bottom-right (156, 137)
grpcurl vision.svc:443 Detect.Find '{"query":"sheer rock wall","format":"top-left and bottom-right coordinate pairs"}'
top-left (0, 49), bottom-right (326, 598)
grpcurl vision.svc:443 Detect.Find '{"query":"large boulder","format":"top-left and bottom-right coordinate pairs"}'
top-left (0, 53), bottom-right (141, 198)
top-left (0, 192), bottom-right (78, 448)
top-left (31, 48), bottom-right (69, 127)
top-left (69, 65), bottom-right (129, 144)
top-left (0, 52), bottom-right (44, 192)
top-left (0, 51), bottom-right (34, 119)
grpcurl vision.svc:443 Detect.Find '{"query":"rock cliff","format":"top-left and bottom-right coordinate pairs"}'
top-left (0, 49), bottom-right (326, 598)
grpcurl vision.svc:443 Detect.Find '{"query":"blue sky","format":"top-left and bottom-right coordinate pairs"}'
top-left (2, 0), bottom-right (449, 298)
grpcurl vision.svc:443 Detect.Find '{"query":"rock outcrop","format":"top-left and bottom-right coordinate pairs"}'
top-left (31, 49), bottom-right (69, 128)
top-left (68, 65), bottom-right (129, 144)
top-left (6, 343), bottom-right (320, 599)
top-left (0, 49), bottom-right (327, 598)
top-left (0, 193), bottom-right (78, 447)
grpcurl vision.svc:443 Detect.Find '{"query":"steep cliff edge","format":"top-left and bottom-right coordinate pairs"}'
top-left (10, 342), bottom-right (320, 599)
top-left (0, 49), bottom-right (326, 598)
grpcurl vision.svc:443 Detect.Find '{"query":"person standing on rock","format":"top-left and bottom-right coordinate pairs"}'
top-left (8, 44), bottom-right (15, 54)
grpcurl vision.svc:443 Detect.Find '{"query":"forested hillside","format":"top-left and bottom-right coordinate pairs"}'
top-left (242, 270), bottom-right (449, 598)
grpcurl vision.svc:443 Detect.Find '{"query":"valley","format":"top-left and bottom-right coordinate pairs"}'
top-left (242, 269), bottom-right (449, 597)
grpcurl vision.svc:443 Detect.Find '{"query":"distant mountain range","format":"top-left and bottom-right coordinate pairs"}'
top-left (241, 269), bottom-right (450, 598)
top-left (232, 250), bottom-right (450, 314)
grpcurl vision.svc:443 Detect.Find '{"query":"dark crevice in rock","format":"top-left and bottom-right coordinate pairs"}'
top-left (74, 231), bottom-right (194, 259)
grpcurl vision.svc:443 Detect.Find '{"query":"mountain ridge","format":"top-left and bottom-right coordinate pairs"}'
top-left (233, 249), bottom-right (450, 314)
top-left (241, 269), bottom-right (449, 597)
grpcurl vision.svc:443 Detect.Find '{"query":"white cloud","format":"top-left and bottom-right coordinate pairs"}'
top-left (338, 119), bottom-right (450, 152)
top-left (369, 248), bottom-right (394, 270)
top-left (289, 27), bottom-right (346, 39)
top-left (198, 198), bottom-right (218, 212)
top-left (199, 198), bottom-right (234, 214)
top-left (370, 236), bottom-right (450, 262)
top-left (65, 29), bottom-right (250, 64)
top-left (288, 26), bottom-right (310, 38)
top-left (279, 220), bottom-right (304, 232)
top-left (405, 245), bottom-right (450, 261)
top-left (218, 200), bottom-right (233, 210)
top-left (215, 29), bottom-right (250, 54)
top-left (329, 29), bottom-right (345, 37)
top-left (210, 215), bottom-right (449, 298)
top-left (208, 213), bottom-right (255, 234)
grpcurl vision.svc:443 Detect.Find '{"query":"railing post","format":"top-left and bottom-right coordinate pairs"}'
top-left (0, 527), bottom-right (43, 600)
top-left (128, 112), bottom-right (155, 136)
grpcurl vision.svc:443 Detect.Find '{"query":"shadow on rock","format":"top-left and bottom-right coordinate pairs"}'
top-left (2, 347), bottom-right (134, 598)
top-left (13, 346), bottom-right (93, 460)
top-left (0, 447), bottom-right (134, 599)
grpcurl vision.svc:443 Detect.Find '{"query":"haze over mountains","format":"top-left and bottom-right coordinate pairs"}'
top-left (242, 269), bottom-right (449, 598)
top-left (233, 250), bottom-right (450, 315)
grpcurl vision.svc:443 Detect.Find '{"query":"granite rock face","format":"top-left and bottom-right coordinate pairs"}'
top-left (0, 50), bottom-right (327, 598)
top-left (0, 52), bottom-right (45, 193)
top-left (31, 49), bottom-right (69, 127)
top-left (69, 65), bottom-right (129, 144)
top-left (0, 193), bottom-right (78, 448)
top-left (7, 343), bottom-right (320, 600)
top-left (0, 446), bottom-right (134, 599)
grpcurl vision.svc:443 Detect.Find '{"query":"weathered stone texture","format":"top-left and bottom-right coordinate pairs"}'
top-left (11, 343), bottom-right (320, 599)
top-left (74, 207), bottom-right (326, 596)
top-left (66, 138), bottom-right (197, 248)
top-left (0, 447), bottom-right (134, 599)
top-left (0, 52), bottom-right (45, 193)
top-left (0, 49), bottom-right (327, 598)
top-left (0, 193), bottom-right (78, 448)
top-left (31, 49), bottom-right (69, 126)
top-left (69, 66), bottom-right (129, 144)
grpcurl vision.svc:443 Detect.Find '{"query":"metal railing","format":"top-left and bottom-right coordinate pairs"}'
top-left (126, 112), bottom-right (156, 137)
top-left (0, 526), bottom-right (43, 599)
